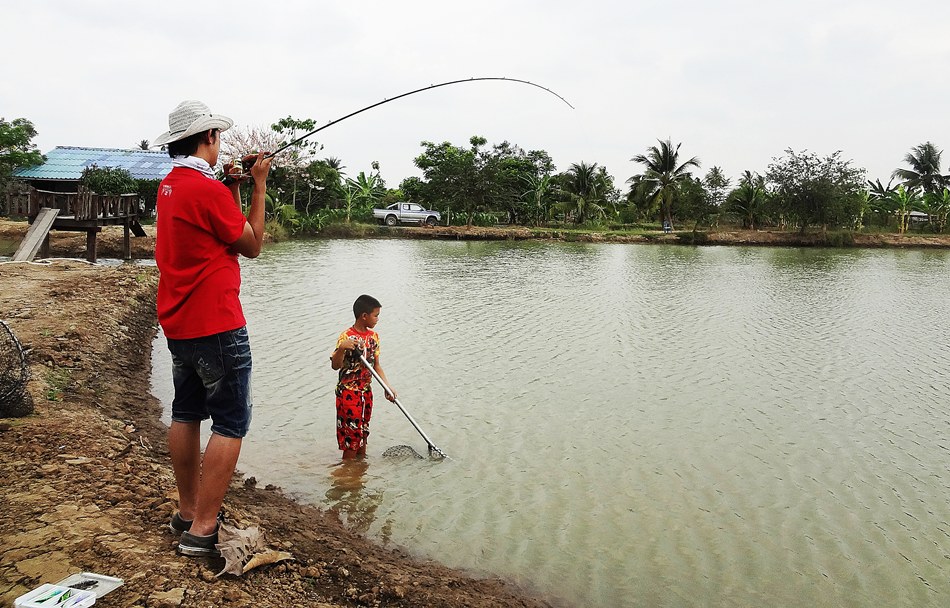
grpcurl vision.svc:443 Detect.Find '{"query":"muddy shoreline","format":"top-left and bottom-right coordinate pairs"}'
top-left (0, 263), bottom-right (556, 607)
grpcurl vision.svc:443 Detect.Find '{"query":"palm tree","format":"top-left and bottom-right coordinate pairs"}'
top-left (629, 139), bottom-right (700, 230)
top-left (323, 157), bottom-right (346, 175)
top-left (728, 171), bottom-right (768, 229)
top-left (558, 162), bottom-right (607, 225)
top-left (138, 139), bottom-right (149, 150)
top-left (892, 142), bottom-right (948, 196)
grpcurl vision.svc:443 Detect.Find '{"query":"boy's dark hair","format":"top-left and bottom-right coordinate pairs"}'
top-left (167, 129), bottom-right (218, 158)
top-left (353, 294), bottom-right (381, 319)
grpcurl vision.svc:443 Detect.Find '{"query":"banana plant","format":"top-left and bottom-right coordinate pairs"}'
top-left (341, 182), bottom-right (360, 224)
top-left (921, 188), bottom-right (950, 232)
top-left (892, 185), bottom-right (921, 234)
top-left (521, 173), bottom-right (556, 226)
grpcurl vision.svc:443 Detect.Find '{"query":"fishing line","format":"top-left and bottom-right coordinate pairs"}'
top-left (263, 76), bottom-right (574, 161)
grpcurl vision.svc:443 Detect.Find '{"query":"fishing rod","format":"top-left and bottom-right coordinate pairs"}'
top-left (261, 77), bottom-right (574, 162)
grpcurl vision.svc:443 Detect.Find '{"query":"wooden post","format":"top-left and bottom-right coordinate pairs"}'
top-left (40, 234), bottom-right (50, 259)
top-left (123, 221), bottom-right (131, 260)
top-left (85, 229), bottom-right (97, 263)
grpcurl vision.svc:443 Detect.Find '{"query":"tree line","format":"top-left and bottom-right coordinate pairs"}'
top-left (2, 116), bottom-right (948, 237)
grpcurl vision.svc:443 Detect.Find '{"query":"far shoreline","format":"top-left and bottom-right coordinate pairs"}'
top-left (323, 223), bottom-right (950, 249)
top-left (4, 218), bottom-right (950, 262)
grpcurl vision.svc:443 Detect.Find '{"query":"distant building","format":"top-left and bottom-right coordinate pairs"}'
top-left (14, 146), bottom-right (171, 188)
top-left (5, 147), bottom-right (170, 261)
top-left (12, 146), bottom-right (172, 216)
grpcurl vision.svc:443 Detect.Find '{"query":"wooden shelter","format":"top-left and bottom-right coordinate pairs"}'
top-left (8, 147), bottom-right (172, 262)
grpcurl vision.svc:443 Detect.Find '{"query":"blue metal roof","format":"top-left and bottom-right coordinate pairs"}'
top-left (13, 146), bottom-right (172, 181)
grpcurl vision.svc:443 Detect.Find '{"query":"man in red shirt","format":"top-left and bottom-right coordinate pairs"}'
top-left (153, 100), bottom-right (271, 556)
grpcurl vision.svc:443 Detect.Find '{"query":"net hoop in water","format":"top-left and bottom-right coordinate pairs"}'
top-left (382, 444), bottom-right (425, 460)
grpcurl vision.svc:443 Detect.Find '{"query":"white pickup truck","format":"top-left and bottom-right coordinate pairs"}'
top-left (373, 202), bottom-right (441, 227)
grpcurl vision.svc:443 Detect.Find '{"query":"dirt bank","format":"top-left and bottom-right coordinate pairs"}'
top-left (0, 220), bottom-right (156, 260)
top-left (0, 262), bottom-right (556, 608)
top-left (366, 223), bottom-right (950, 248)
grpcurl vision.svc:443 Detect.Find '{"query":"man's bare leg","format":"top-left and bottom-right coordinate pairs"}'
top-left (168, 421), bottom-right (201, 521)
top-left (190, 433), bottom-right (242, 536)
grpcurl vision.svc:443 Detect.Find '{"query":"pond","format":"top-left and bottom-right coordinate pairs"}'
top-left (151, 239), bottom-right (950, 607)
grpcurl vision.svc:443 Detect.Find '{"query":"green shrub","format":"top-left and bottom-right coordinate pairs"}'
top-left (265, 218), bottom-right (287, 242)
top-left (824, 231), bottom-right (855, 247)
top-left (470, 212), bottom-right (498, 227)
top-left (676, 231), bottom-right (710, 245)
top-left (81, 165), bottom-right (137, 194)
top-left (136, 178), bottom-right (161, 216)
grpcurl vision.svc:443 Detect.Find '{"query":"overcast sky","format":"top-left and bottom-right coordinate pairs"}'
top-left (3, 0), bottom-right (948, 189)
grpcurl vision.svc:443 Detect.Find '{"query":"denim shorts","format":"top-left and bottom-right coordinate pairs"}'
top-left (166, 326), bottom-right (253, 439)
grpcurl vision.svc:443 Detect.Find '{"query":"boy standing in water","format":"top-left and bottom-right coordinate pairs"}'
top-left (330, 295), bottom-right (397, 459)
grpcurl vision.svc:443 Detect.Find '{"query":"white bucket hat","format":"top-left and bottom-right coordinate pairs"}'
top-left (152, 100), bottom-right (233, 146)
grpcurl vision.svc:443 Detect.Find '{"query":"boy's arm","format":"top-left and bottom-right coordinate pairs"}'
top-left (330, 347), bottom-right (345, 370)
top-left (373, 355), bottom-right (397, 401)
top-left (330, 337), bottom-right (357, 370)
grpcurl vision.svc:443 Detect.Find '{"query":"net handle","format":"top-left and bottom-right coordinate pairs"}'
top-left (358, 354), bottom-right (447, 459)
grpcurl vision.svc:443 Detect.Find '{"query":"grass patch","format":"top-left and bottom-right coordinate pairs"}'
top-left (45, 368), bottom-right (71, 402)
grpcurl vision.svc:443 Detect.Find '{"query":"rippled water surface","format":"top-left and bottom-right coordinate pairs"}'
top-left (152, 240), bottom-right (950, 607)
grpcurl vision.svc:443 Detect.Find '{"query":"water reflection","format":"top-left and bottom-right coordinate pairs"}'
top-left (324, 460), bottom-right (388, 541)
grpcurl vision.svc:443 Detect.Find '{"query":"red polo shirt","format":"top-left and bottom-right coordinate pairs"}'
top-left (155, 167), bottom-right (248, 339)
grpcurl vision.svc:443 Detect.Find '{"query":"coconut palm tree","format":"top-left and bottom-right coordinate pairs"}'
top-left (629, 139), bottom-right (700, 230)
top-left (892, 142), bottom-right (948, 196)
top-left (323, 157), bottom-right (346, 174)
top-left (557, 162), bottom-right (607, 225)
top-left (728, 171), bottom-right (768, 229)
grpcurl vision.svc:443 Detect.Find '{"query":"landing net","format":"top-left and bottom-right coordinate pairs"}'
top-left (382, 444), bottom-right (425, 460)
top-left (0, 320), bottom-right (34, 417)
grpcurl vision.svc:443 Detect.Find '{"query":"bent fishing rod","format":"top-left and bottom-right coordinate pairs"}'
top-left (260, 76), bottom-right (574, 161)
